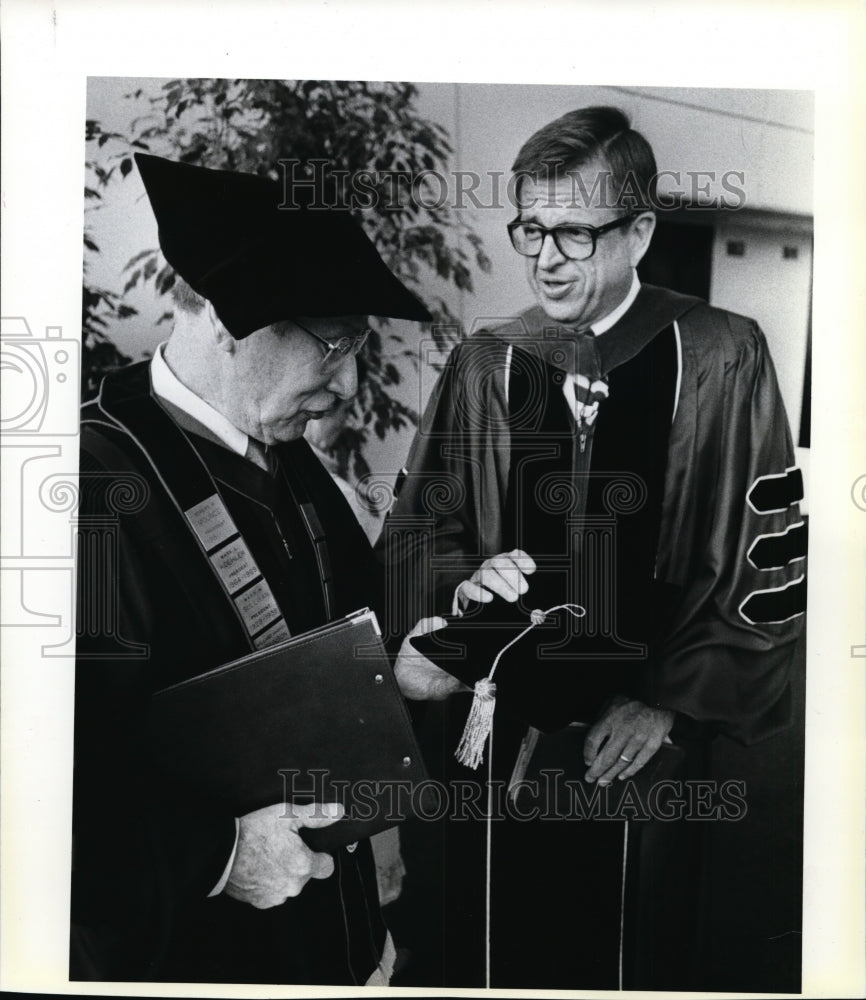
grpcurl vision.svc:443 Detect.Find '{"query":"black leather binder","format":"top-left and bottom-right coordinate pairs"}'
top-left (150, 609), bottom-right (429, 852)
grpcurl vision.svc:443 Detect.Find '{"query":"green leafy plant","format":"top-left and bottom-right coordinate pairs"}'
top-left (83, 79), bottom-right (491, 482)
top-left (82, 120), bottom-right (136, 399)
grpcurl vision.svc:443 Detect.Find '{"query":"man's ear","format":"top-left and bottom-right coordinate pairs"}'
top-left (206, 301), bottom-right (236, 354)
top-left (628, 211), bottom-right (657, 268)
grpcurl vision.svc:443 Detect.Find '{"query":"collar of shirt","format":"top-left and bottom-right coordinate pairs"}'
top-left (150, 342), bottom-right (250, 458)
top-left (590, 270), bottom-right (641, 336)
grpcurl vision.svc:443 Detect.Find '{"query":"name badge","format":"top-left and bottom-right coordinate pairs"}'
top-left (235, 579), bottom-right (282, 635)
top-left (210, 537), bottom-right (261, 595)
top-left (186, 494), bottom-right (238, 551)
top-left (253, 617), bottom-right (292, 650)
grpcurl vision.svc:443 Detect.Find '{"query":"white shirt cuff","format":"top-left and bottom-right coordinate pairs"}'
top-left (208, 817), bottom-right (240, 897)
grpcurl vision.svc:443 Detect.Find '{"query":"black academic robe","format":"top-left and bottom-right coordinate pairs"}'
top-left (379, 285), bottom-right (806, 989)
top-left (71, 362), bottom-right (387, 985)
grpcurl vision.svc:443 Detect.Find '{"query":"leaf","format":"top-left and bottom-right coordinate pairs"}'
top-left (123, 268), bottom-right (142, 294)
top-left (156, 268), bottom-right (176, 295)
top-left (124, 248), bottom-right (157, 270)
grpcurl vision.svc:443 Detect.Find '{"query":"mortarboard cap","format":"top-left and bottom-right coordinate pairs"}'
top-left (134, 153), bottom-right (431, 339)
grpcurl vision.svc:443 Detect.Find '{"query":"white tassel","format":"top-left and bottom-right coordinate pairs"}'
top-left (454, 604), bottom-right (586, 770)
top-left (455, 677), bottom-right (497, 769)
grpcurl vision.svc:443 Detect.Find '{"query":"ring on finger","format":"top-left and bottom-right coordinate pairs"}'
top-left (619, 754), bottom-right (632, 762)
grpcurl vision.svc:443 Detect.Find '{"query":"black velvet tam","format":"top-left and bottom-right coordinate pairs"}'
top-left (135, 153), bottom-right (431, 338)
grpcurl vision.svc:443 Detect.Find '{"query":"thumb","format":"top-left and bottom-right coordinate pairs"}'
top-left (288, 801), bottom-right (345, 829)
top-left (408, 615), bottom-right (448, 639)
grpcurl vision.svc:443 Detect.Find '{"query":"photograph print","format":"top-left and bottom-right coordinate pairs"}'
top-left (72, 76), bottom-right (811, 991)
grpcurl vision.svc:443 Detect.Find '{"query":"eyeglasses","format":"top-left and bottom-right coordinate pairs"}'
top-left (293, 320), bottom-right (371, 372)
top-left (507, 214), bottom-right (635, 261)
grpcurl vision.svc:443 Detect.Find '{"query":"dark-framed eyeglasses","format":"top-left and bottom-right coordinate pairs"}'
top-left (507, 214), bottom-right (635, 261)
top-left (293, 320), bottom-right (371, 372)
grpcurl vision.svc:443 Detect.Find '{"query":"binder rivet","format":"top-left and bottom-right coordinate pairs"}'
top-left (374, 674), bottom-right (384, 684)
top-left (402, 756), bottom-right (411, 767)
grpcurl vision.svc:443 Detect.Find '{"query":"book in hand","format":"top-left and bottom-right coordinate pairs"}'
top-left (508, 723), bottom-right (685, 818)
top-left (408, 597), bottom-right (649, 733)
top-left (150, 609), bottom-right (430, 852)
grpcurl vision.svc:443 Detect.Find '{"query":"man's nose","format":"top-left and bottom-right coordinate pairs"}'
top-left (327, 354), bottom-right (358, 400)
top-left (537, 230), bottom-right (567, 270)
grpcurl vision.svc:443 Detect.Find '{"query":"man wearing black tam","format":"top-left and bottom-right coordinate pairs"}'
top-left (70, 155), bottom-right (435, 984)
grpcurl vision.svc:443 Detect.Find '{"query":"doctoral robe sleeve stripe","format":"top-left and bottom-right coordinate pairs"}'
top-left (747, 521), bottom-right (808, 570)
top-left (746, 466), bottom-right (804, 514)
top-left (739, 574), bottom-right (807, 625)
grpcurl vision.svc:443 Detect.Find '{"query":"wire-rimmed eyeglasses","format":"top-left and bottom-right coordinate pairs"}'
top-left (293, 320), bottom-right (371, 372)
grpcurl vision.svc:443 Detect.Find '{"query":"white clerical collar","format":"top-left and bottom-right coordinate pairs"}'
top-left (150, 343), bottom-right (249, 457)
top-left (590, 271), bottom-right (641, 336)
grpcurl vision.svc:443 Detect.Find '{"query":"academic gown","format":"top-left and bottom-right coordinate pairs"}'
top-left (378, 284), bottom-right (806, 989)
top-left (71, 362), bottom-right (387, 985)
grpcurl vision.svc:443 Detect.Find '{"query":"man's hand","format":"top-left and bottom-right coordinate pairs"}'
top-left (394, 617), bottom-right (470, 701)
top-left (583, 695), bottom-right (675, 785)
top-left (457, 549), bottom-right (537, 608)
top-left (225, 801), bottom-right (343, 909)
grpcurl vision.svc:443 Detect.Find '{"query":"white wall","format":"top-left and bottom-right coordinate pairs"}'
top-left (710, 223), bottom-right (812, 439)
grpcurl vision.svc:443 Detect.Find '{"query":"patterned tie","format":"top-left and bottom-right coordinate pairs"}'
top-left (559, 329), bottom-right (609, 453)
top-left (564, 373), bottom-right (609, 452)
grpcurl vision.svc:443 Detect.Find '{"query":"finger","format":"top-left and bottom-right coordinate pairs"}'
top-left (289, 801), bottom-right (345, 829)
top-left (407, 616), bottom-right (447, 638)
top-left (496, 562), bottom-right (531, 597)
top-left (307, 850), bottom-right (336, 880)
top-left (582, 721), bottom-right (610, 766)
top-left (474, 563), bottom-right (522, 602)
top-left (508, 549), bottom-right (537, 575)
top-left (617, 739), bottom-right (663, 781)
top-left (585, 734), bottom-right (629, 783)
top-left (595, 737), bottom-right (645, 786)
top-left (477, 552), bottom-right (531, 593)
top-left (460, 580), bottom-right (495, 604)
